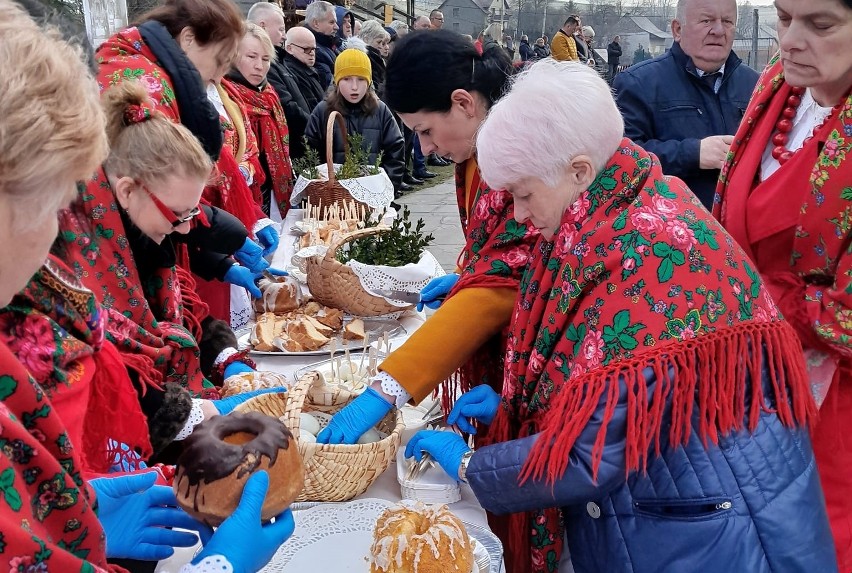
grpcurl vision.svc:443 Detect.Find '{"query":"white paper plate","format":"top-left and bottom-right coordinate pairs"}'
top-left (263, 498), bottom-right (501, 572)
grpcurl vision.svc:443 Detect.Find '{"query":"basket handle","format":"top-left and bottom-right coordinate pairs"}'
top-left (324, 110), bottom-right (348, 185)
top-left (322, 226), bottom-right (391, 264)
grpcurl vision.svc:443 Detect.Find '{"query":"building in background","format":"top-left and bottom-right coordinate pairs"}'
top-left (82, 0), bottom-right (127, 47)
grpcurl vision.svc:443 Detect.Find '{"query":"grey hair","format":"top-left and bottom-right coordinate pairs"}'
top-left (342, 36), bottom-right (368, 52)
top-left (305, 0), bottom-right (334, 25)
top-left (247, 1), bottom-right (284, 22)
top-left (388, 20), bottom-right (407, 34)
top-left (675, 0), bottom-right (738, 24)
top-left (359, 20), bottom-right (390, 45)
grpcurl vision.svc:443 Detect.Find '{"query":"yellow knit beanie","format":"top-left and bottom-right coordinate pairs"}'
top-left (334, 48), bottom-right (372, 85)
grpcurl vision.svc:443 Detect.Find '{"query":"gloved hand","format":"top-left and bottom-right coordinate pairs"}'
top-left (256, 225), bottom-right (280, 258)
top-left (316, 387), bottom-right (393, 444)
top-left (224, 360), bottom-right (255, 380)
top-left (213, 387), bottom-right (287, 415)
top-left (234, 238), bottom-right (269, 273)
top-left (224, 264), bottom-right (263, 298)
top-left (193, 471), bottom-right (296, 573)
top-left (417, 273), bottom-right (459, 311)
top-left (446, 385), bottom-right (501, 435)
top-left (404, 430), bottom-right (470, 481)
top-left (91, 472), bottom-right (210, 560)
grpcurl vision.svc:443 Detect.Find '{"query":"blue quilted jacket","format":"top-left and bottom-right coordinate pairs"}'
top-left (467, 362), bottom-right (837, 573)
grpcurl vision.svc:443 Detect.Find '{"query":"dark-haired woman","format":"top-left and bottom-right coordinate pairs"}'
top-left (714, 0), bottom-right (852, 568)
top-left (315, 29), bottom-right (540, 566)
top-left (95, 0), bottom-right (280, 326)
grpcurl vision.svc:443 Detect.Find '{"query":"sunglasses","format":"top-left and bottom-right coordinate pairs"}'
top-left (289, 43), bottom-right (316, 55)
top-left (141, 183), bottom-right (201, 228)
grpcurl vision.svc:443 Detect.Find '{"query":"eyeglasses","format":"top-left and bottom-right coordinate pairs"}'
top-left (141, 183), bottom-right (201, 227)
top-left (289, 43), bottom-right (316, 55)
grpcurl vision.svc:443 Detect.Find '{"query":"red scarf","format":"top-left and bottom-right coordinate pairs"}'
top-left (0, 341), bottom-right (113, 571)
top-left (489, 139), bottom-right (814, 572)
top-left (54, 170), bottom-right (212, 396)
top-left (715, 55), bottom-right (852, 366)
top-left (223, 78), bottom-right (295, 215)
top-left (0, 257), bottom-right (152, 475)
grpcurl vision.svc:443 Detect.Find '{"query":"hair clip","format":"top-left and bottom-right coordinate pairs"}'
top-left (124, 104), bottom-right (151, 125)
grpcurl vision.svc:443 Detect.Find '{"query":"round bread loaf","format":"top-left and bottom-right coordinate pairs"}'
top-left (253, 276), bottom-right (301, 313)
top-left (173, 412), bottom-right (304, 526)
top-left (369, 502), bottom-right (474, 573)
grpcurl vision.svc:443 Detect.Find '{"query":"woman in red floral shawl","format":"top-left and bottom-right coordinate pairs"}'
top-left (224, 22), bottom-right (295, 220)
top-left (714, 0), bottom-right (852, 567)
top-left (95, 0), bottom-right (281, 325)
top-left (407, 59), bottom-right (835, 573)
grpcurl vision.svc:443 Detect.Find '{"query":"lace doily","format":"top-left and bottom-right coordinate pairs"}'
top-left (176, 555), bottom-right (233, 573)
top-left (214, 347), bottom-right (239, 366)
top-left (375, 371), bottom-right (411, 408)
top-left (230, 284), bottom-right (253, 331)
top-left (290, 164), bottom-right (394, 209)
top-left (348, 250), bottom-right (446, 308)
top-left (175, 399), bottom-right (205, 441)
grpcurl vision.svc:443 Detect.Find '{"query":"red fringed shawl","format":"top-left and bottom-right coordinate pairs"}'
top-left (0, 341), bottom-right (113, 571)
top-left (0, 257), bottom-right (152, 476)
top-left (54, 170), bottom-right (211, 395)
top-left (488, 139), bottom-right (814, 571)
top-left (223, 78), bottom-right (295, 215)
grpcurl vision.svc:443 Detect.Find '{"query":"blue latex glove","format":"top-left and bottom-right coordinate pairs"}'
top-left (417, 273), bottom-right (460, 311)
top-left (214, 387), bottom-right (287, 415)
top-left (224, 264), bottom-right (263, 298)
top-left (256, 225), bottom-right (280, 258)
top-left (234, 238), bottom-right (269, 273)
top-left (91, 472), bottom-right (211, 560)
top-left (224, 361), bottom-right (256, 380)
top-left (193, 471), bottom-right (296, 573)
top-left (316, 387), bottom-right (393, 444)
top-left (404, 430), bottom-right (470, 481)
top-left (446, 385), bottom-right (501, 435)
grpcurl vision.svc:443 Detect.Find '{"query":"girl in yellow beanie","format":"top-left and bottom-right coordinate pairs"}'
top-left (305, 48), bottom-right (406, 198)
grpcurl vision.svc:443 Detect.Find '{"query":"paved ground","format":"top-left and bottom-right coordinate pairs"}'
top-left (397, 174), bottom-right (465, 273)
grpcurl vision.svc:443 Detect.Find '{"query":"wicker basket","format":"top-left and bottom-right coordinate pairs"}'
top-left (237, 372), bottom-right (402, 502)
top-left (306, 226), bottom-right (412, 316)
top-left (303, 110), bottom-right (369, 219)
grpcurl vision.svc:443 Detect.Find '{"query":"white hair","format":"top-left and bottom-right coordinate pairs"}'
top-left (342, 36), bottom-right (367, 53)
top-left (388, 20), bottom-right (407, 34)
top-left (477, 59), bottom-right (624, 190)
top-left (359, 19), bottom-right (390, 45)
top-left (247, 2), bottom-right (284, 22)
top-left (305, 0), bottom-right (334, 25)
top-left (675, 0), bottom-right (737, 23)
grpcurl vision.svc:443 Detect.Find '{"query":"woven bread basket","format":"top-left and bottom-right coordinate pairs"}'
top-left (306, 226), bottom-right (412, 317)
top-left (304, 110), bottom-right (369, 219)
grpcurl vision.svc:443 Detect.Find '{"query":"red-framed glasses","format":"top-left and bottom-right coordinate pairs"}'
top-left (140, 183), bottom-right (201, 228)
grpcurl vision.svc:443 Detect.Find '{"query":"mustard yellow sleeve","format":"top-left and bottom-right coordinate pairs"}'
top-left (551, 35), bottom-right (578, 62)
top-left (380, 287), bottom-right (517, 403)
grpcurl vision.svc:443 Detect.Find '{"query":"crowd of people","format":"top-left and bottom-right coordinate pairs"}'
top-left (1, 0), bottom-right (851, 571)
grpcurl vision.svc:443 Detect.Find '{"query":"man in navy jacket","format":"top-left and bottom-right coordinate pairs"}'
top-left (613, 0), bottom-right (758, 210)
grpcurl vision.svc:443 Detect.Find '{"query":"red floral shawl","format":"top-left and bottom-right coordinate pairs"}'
top-left (0, 341), bottom-right (112, 572)
top-left (223, 78), bottom-right (295, 215)
top-left (54, 170), bottom-right (211, 395)
top-left (715, 55), bottom-right (852, 371)
top-left (0, 257), bottom-right (152, 475)
top-left (490, 139), bottom-right (813, 572)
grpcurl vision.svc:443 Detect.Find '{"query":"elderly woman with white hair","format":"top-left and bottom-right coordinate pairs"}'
top-left (405, 60), bottom-right (837, 573)
top-left (358, 19), bottom-right (391, 99)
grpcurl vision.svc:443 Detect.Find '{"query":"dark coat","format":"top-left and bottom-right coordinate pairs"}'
top-left (612, 42), bottom-right (759, 209)
top-left (272, 48), bottom-right (325, 161)
top-left (307, 24), bottom-right (338, 90)
top-left (607, 40), bottom-right (622, 66)
top-left (574, 34), bottom-right (589, 61)
top-left (467, 364), bottom-right (838, 573)
top-left (366, 45), bottom-right (386, 102)
top-left (519, 39), bottom-right (533, 61)
top-left (532, 43), bottom-right (550, 60)
top-left (304, 99), bottom-right (405, 187)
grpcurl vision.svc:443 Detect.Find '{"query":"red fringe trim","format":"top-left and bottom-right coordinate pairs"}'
top-left (517, 321), bottom-right (814, 486)
top-left (175, 266), bottom-right (209, 343)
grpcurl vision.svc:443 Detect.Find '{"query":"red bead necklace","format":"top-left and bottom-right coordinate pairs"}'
top-left (771, 86), bottom-right (836, 165)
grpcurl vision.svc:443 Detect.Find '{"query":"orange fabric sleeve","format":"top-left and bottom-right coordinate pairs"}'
top-left (379, 286), bottom-right (517, 403)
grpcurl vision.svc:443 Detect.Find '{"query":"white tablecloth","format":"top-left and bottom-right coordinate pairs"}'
top-left (156, 211), bottom-right (496, 572)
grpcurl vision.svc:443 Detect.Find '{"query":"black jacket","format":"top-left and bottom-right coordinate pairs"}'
top-left (607, 40), bottom-right (622, 66)
top-left (270, 48), bottom-right (325, 161)
top-left (305, 100), bottom-right (405, 187)
top-left (519, 39), bottom-right (532, 61)
top-left (532, 43), bottom-right (550, 59)
top-left (574, 34), bottom-right (589, 61)
top-left (366, 45), bottom-right (386, 102)
top-left (308, 25), bottom-right (338, 90)
top-left (613, 42), bottom-right (759, 208)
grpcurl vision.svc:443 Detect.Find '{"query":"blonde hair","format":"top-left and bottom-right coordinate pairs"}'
top-left (102, 81), bottom-right (212, 186)
top-left (359, 20), bottom-right (390, 45)
top-left (0, 0), bottom-right (107, 230)
top-left (244, 21), bottom-right (276, 60)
